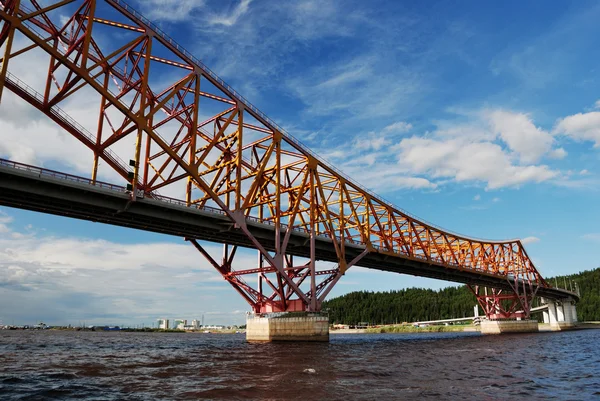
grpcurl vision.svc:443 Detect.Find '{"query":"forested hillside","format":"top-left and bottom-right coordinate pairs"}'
top-left (551, 268), bottom-right (600, 322)
top-left (323, 286), bottom-right (475, 325)
top-left (323, 267), bottom-right (600, 325)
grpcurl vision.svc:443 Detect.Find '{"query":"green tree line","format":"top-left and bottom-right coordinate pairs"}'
top-left (551, 268), bottom-right (600, 322)
top-left (323, 267), bottom-right (600, 324)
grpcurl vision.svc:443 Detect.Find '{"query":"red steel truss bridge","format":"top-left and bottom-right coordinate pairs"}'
top-left (0, 0), bottom-right (578, 319)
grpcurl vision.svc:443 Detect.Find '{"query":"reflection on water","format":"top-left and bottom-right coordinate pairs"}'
top-left (0, 329), bottom-right (599, 400)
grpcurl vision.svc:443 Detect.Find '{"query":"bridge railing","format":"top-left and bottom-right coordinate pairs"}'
top-left (149, 191), bottom-right (359, 243)
top-left (0, 155), bottom-right (388, 254)
top-left (0, 158), bottom-right (125, 193)
top-left (0, 156), bottom-right (354, 242)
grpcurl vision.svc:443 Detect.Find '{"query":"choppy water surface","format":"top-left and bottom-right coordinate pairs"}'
top-left (0, 329), bottom-right (599, 400)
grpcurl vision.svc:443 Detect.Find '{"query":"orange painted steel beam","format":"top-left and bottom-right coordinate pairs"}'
top-left (0, 0), bottom-right (555, 316)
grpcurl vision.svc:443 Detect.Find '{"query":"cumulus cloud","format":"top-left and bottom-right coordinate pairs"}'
top-left (0, 209), bottom-right (250, 326)
top-left (548, 148), bottom-right (568, 159)
top-left (554, 111), bottom-right (600, 147)
top-left (317, 108), bottom-right (566, 193)
top-left (351, 121), bottom-right (413, 152)
top-left (486, 110), bottom-right (554, 163)
top-left (394, 136), bottom-right (557, 189)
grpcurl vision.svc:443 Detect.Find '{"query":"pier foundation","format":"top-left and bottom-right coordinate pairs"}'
top-left (543, 298), bottom-right (577, 331)
top-left (246, 312), bottom-right (329, 342)
top-left (480, 319), bottom-right (539, 334)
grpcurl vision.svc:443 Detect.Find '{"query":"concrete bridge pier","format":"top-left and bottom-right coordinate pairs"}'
top-left (246, 312), bottom-right (329, 342)
top-left (542, 298), bottom-right (577, 330)
top-left (480, 319), bottom-right (539, 334)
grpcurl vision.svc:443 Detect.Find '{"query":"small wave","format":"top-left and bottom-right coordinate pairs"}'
top-left (46, 372), bottom-right (79, 380)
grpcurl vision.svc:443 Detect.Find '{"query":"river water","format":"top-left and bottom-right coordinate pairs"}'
top-left (0, 329), bottom-right (598, 400)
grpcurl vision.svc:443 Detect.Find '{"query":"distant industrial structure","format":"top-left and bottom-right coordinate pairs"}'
top-left (157, 317), bottom-right (219, 331)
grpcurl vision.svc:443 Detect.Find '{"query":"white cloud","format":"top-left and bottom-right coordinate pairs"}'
top-left (0, 36), bottom-right (194, 199)
top-left (394, 137), bottom-right (557, 189)
top-left (0, 36), bottom-right (129, 183)
top-left (0, 96), bottom-right (93, 172)
top-left (473, 194), bottom-right (481, 201)
top-left (553, 177), bottom-right (600, 189)
top-left (390, 176), bottom-right (438, 190)
top-left (0, 210), bottom-right (12, 225)
top-left (208, 0), bottom-right (253, 27)
top-left (383, 121), bottom-right (413, 133)
top-left (595, 100), bottom-right (600, 110)
top-left (0, 206), bottom-right (14, 233)
top-left (580, 169), bottom-right (590, 175)
top-left (353, 132), bottom-right (388, 152)
top-left (486, 110), bottom-right (554, 163)
top-left (582, 233), bottom-right (600, 243)
top-left (315, 63), bottom-right (370, 89)
top-left (316, 107), bottom-right (565, 193)
top-left (521, 236), bottom-right (540, 245)
top-left (554, 111), bottom-right (600, 147)
top-left (135, 0), bottom-right (206, 22)
top-left (548, 147), bottom-right (567, 159)
top-left (288, 55), bottom-right (424, 119)
top-left (350, 122), bottom-right (413, 152)
top-left (0, 209), bottom-right (251, 325)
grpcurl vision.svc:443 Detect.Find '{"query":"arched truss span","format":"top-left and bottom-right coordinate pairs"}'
top-left (0, 0), bottom-right (562, 315)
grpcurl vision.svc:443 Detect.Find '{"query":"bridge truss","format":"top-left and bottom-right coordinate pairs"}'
top-left (0, 0), bottom-right (552, 317)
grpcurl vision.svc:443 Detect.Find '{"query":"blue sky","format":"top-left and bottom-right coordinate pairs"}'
top-left (1, 0), bottom-right (600, 326)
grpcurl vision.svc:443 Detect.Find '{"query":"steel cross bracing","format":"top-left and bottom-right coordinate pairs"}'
top-left (0, 0), bottom-right (562, 316)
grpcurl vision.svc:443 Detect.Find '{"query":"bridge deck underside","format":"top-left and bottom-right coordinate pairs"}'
top-left (0, 166), bottom-right (573, 301)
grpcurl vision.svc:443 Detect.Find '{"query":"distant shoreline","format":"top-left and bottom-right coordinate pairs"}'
top-left (0, 327), bottom-right (245, 334)
top-left (331, 322), bottom-right (600, 334)
top-left (331, 325), bottom-right (477, 334)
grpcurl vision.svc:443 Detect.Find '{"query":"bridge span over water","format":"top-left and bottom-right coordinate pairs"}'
top-left (0, 0), bottom-right (578, 338)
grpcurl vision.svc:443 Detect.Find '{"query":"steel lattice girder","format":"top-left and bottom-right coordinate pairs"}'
top-left (0, 0), bottom-right (556, 312)
top-left (468, 283), bottom-right (538, 320)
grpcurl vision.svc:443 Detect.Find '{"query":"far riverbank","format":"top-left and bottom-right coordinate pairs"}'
top-left (331, 324), bottom-right (477, 334)
top-left (331, 322), bottom-right (600, 334)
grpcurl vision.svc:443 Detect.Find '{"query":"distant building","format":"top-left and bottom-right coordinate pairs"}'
top-left (173, 319), bottom-right (187, 330)
top-left (203, 324), bottom-right (226, 330)
top-left (157, 318), bottom-right (169, 329)
top-left (191, 319), bottom-right (200, 329)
